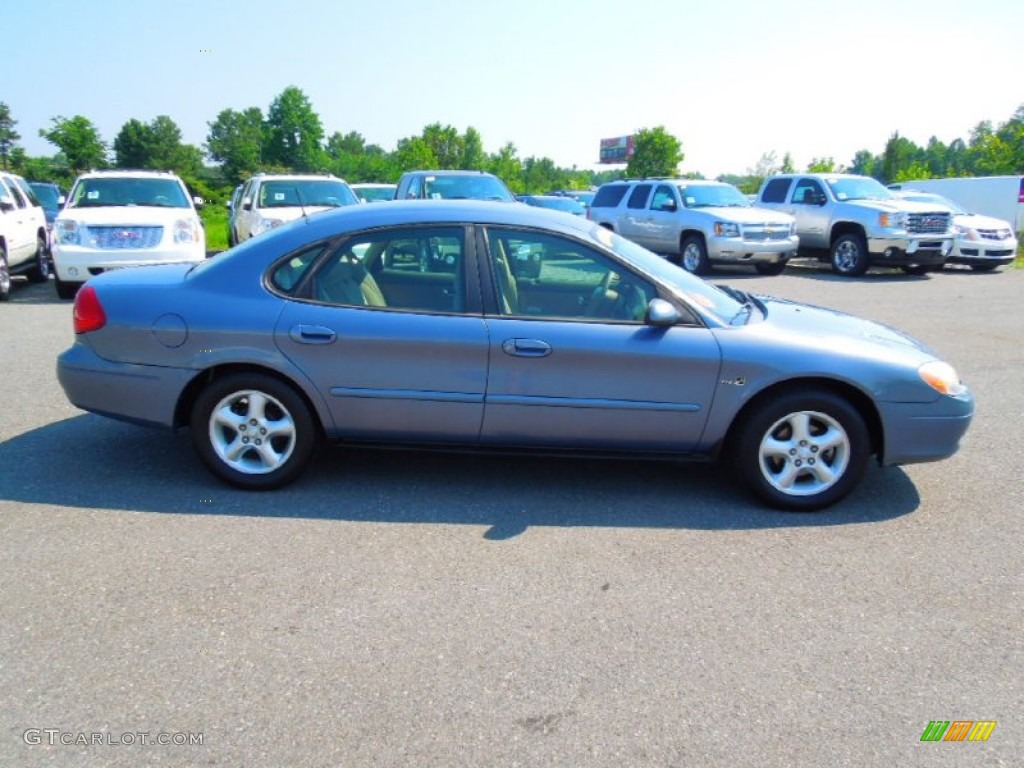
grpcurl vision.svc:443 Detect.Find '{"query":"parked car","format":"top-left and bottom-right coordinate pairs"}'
top-left (756, 173), bottom-right (955, 276)
top-left (588, 179), bottom-right (798, 275)
top-left (0, 171), bottom-right (50, 300)
top-left (57, 200), bottom-right (973, 511)
top-left (549, 189), bottom-right (596, 209)
top-left (233, 173), bottom-right (358, 244)
top-left (28, 181), bottom-right (65, 252)
top-left (394, 170), bottom-right (515, 202)
top-left (226, 184), bottom-right (243, 247)
top-left (893, 190), bottom-right (1017, 271)
top-left (518, 194), bottom-right (586, 216)
top-left (352, 183), bottom-right (397, 203)
top-left (52, 169), bottom-right (206, 299)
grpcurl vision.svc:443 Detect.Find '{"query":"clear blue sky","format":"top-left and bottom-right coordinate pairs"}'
top-left (6, 0), bottom-right (1023, 178)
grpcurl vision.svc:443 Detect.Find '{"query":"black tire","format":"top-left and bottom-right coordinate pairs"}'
top-left (54, 275), bottom-right (81, 300)
top-left (190, 372), bottom-right (318, 490)
top-left (0, 247), bottom-right (10, 302)
top-left (830, 233), bottom-right (870, 277)
top-left (970, 263), bottom-right (999, 272)
top-left (27, 234), bottom-right (50, 283)
top-left (733, 389), bottom-right (870, 511)
top-left (755, 261), bottom-right (786, 276)
top-left (228, 227), bottom-right (237, 248)
top-left (680, 235), bottom-right (710, 275)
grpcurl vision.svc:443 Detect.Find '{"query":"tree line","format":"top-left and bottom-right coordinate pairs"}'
top-left (1, 88), bottom-right (1022, 204)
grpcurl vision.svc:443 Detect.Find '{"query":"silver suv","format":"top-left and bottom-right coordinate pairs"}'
top-left (756, 173), bottom-right (955, 276)
top-left (587, 179), bottom-right (798, 275)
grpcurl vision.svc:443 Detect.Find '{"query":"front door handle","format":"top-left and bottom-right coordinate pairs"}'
top-left (502, 338), bottom-right (551, 357)
top-left (290, 324), bottom-right (337, 344)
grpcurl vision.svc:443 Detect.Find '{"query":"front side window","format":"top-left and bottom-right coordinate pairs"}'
top-left (1, 178), bottom-right (27, 208)
top-left (486, 228), bottom-right (655, 322)
top-left (651, 185), bottom-right (676, 211)
top-left (792, 179), bottom-right (825, 206)
top-left (311, 226), bottom-right (466, 313)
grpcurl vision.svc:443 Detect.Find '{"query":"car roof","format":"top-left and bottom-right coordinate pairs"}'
top-left (401, 170), bottom-right (498, 177)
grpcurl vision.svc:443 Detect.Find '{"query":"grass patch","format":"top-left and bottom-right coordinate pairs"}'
top-left (199, 204), bottom-right (229, 252)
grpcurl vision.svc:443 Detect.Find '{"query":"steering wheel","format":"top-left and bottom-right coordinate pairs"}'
top-left (584, 271), bottom-right (616, 317)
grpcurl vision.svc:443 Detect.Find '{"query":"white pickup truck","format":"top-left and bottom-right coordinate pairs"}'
top-left (756, 173), bottom-right (955, 276)
top-left (587, 179), bottom-right (798, 275)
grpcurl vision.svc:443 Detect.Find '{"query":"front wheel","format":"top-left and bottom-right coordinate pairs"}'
top-left (830, 233), bottom-right (869, 277)
top-left (0, 248), bottom-right (11, 302)
top-left (754, 261), bottom-right (786, 276)
top-left (190, 373), bottom-right (319, 490)
top-left (54, 275), bottom-right (81, 300)
top-left (680, 235), bottom-right (710, 275)
top-left (733, 390), bottom-right (870, 511)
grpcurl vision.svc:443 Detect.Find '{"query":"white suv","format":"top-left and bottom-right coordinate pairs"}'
top-left (0, 171), bottom-right (50, 301)
top-left (52, 170), bottom-right (206, 299)
top-left (232, 173), bottom-right (358, 243)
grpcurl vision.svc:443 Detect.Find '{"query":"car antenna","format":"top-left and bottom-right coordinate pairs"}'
top-left (294, 186), bottom-right (309, 220)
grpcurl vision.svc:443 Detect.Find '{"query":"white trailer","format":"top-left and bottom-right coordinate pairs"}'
top-left (888, 176), bottom-right (1024, 234)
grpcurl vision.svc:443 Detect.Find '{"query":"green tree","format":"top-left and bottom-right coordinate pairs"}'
top-left (263, 86), bottom-right (325, 172)
top-left (206, 107), bottom-right (264, 185)
top-left (487, 142), bottom-right (522, 192)
top-left (848, 149), bottom-right (877, 177)
top-left (461, 127), bottom-right (486, 170)
top-left (0, 102), bottom-right (20, 170)
top-left (394, 136), bottom-right (438, 172)
top-left (421, 123), bottom-right (462, 169)
top-left (780, 152), bottom-right (795, 173)
top-left (39, 115), bottom-right (107, 175)
top-left (625, 126), bottom-right (683, 178)
top-left (113, 118), bottom-right (151, 168)
top-left (806, 157), bottom-right (837, 172)
top-left (879, 131), bottom-right (922, 184)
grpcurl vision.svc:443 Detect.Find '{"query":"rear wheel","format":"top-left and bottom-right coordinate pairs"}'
top-left (0, 247), bottom-right (11, 302)
top-left (830, 233), bottom-right (869, 277)
top-left (190, 373), bottom-right (318, 490)
top-left (27, 234), bottom-right (50, 283)
top-left (734, 389), bottom-right (870, 511)
top-left (681, 235), bottom-right (710, 275)
top-left (755, 261), bottom-right (786, 276)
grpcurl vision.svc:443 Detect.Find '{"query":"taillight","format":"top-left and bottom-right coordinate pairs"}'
top-left (73, 285), bottom-right (107, 334)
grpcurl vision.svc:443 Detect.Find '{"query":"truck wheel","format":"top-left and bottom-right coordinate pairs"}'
top-left (27, 234), bottom-right (51, 283)
top-left (681, 235), bottom-right (710, 275)
top-left (831, 233), bottom-right (869, 277)
top-left (0, 247), bottom-right (11, 302)
top-left (755, 261), bottom-right (786, 276)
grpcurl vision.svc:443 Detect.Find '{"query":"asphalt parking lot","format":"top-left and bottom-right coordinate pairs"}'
top-left (1, 262), bottom-right (1021, 767)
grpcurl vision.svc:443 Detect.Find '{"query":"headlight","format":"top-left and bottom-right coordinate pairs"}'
top-left (56, 219), bottom-right (80, 244)
top-left (878, 212), bottom-right (906, 229)
top-left (714, 222), bottom-right (740, 237)
top-left (919, 361), bottom-right (966, 396)
top-left (252, 217), bottom-right (284, 235)
top-left (173, 218), bottom-right (201, 244)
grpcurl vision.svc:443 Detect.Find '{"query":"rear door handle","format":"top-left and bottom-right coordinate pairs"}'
top-left (290, 324), bottom-right (337, 344)
top-left (502, 338), bottom-right (551, 357)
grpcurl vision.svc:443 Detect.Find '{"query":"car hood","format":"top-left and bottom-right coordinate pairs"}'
top-left (839, 198), bottom-right (948, 214)
top-left (700, 206), bottom-right (794, 225)
top-left (755, 294), bottom-right (936, 358)
top-left (58, 206), bottom-right (198, 224)
top-left (257, 206), bottom-right (337, 223)
top-left (954, 212), bottom-right (1014, 231)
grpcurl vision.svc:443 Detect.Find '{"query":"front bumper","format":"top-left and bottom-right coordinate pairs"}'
top-left (52, 243), bottom-right (205, 282)
top-left (877, 392), bottom-right (974, 466)
top-left (948, 236), bottom-right (1018, 267)
top-left (57, 342), bottom-right (195, 429)
top-left (866, 234), bottom-right (953, 266)
top-left (708, 235), bottom-right (799, 264)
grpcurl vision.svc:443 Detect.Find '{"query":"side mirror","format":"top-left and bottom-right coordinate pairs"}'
top-left (646, 298), bottom-right (680, 326)
top-left (193, 196), bottom-right (205, 209)
top-left (242, 198), bottom-right (252, 211)
top-left (58, 195), bottom-right (67, 205)
top-left (659, 199), bottom-right (677, 212)
top-left (0, 196), bottom-right (13, 213)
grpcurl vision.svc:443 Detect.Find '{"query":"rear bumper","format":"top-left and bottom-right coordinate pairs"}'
top-left (57, 342), bottom-right (194, 429)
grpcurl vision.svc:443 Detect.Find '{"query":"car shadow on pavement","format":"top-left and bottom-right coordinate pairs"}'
top-left (0, 415), bottom-right (921, 539)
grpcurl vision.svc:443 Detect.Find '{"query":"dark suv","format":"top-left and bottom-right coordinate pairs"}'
top-left (394, 170), bottom-right (515, 202)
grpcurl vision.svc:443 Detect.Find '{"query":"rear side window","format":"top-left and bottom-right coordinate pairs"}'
top-left (760, 178), bottom-right (792, 203)
top-left (591, 184), bottom-right (629, 208)
top-left (627, 184), bottom-right (652, 209)
top-left (270, 242), bottom-right (329, 293)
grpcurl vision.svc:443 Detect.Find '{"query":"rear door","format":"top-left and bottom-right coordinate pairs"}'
top-left (618, 183), bottom-right (655, 247)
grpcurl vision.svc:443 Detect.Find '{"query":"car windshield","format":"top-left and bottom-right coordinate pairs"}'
top-left (904, 193), bottom-right (966, 214)
top-left (260, 180), bottom-right (358, 208)
top-left (529, 197), bottom-right (585, 214)
top-left (596, 226), bottom-right (746, 323)
top-left (69, 178), bottom-right (190, 208)
top-left (828, 176), bottom-right (894, 202)
top-left (423, 175), bottom-right (513, 202)
top-left (355, 186), bottom-right (396, 203)
top-left (678, 184), bottom-right (750, 208)
top-left (29, 183), bottom-right (60, 208)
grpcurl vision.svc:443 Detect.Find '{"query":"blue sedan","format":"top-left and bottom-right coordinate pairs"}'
top-left (57, 201), bottom-right (973, 511)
